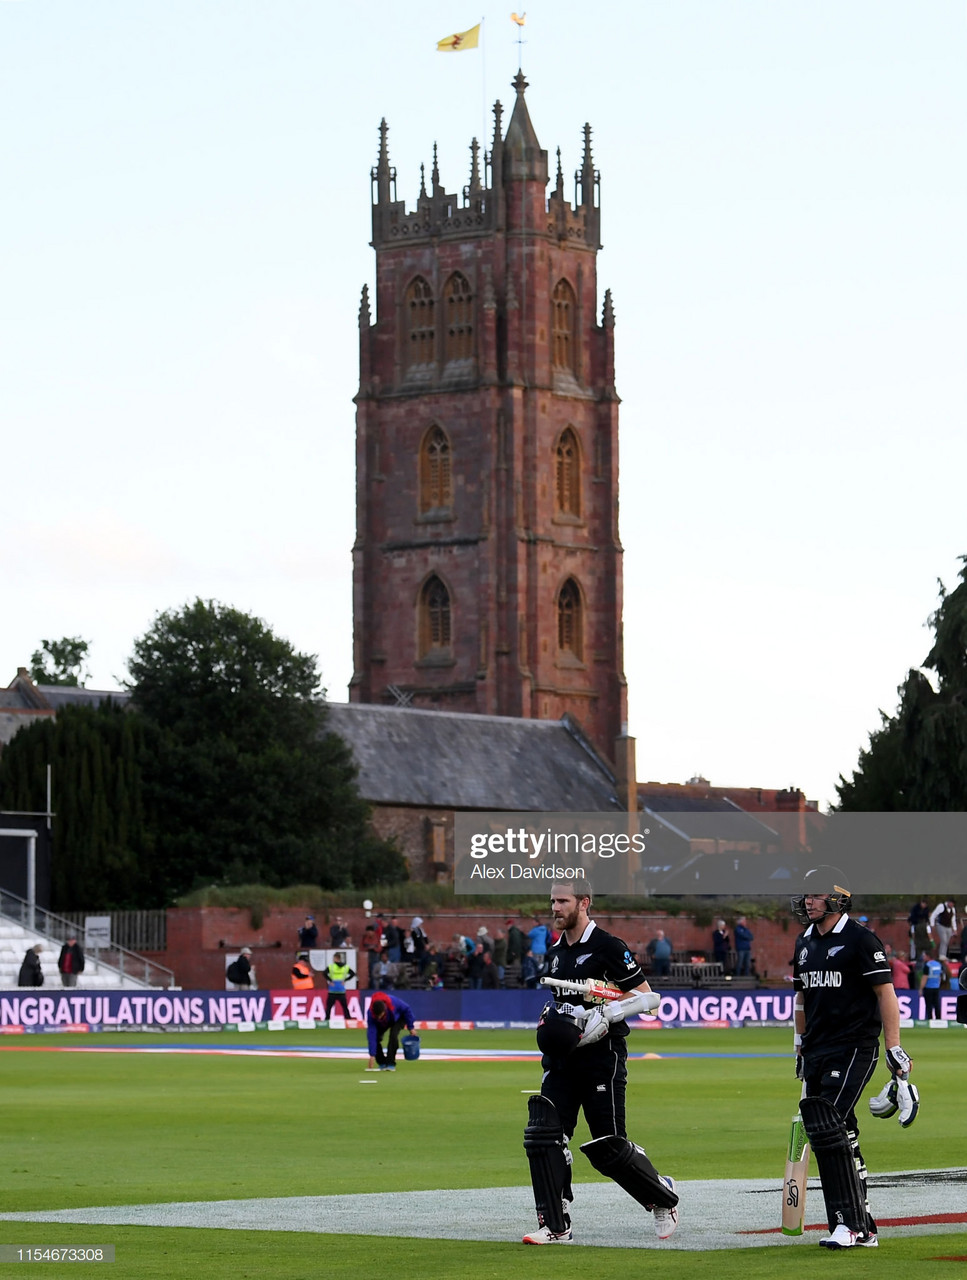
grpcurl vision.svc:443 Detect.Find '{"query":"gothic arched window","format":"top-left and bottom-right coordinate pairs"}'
top-left (555, 427), bottom-right (581, 518)
top-left (444, 273), bottom-right (473, 362)
top-left (419, 575), bottom-right (452, 656)
top-left (420, 425), bottom-right (452, 514)
top-left (552, 278), bottom-right (576, 373)
top-left (557, 578), bottom-right (583, 661)
top-left (405, 276), bottom-right (435, 367)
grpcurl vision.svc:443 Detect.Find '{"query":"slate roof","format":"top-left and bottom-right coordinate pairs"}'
top-left (641, 794), bottom-right (780, 845)
top-left (324, 703), bottom-right (622, 812)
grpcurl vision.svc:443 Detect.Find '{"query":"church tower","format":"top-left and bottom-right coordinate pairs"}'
top-left (351, 73), bottom-right (627, 761)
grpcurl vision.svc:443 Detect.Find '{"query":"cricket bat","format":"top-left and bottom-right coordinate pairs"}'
top-left (539, 976), bottom-right (626, 1003)
top-left (781, 1113), bottom-right (809, 1235)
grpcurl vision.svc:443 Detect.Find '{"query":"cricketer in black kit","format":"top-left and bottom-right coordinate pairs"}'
top-left (792, 865), bottom-right (918, 1251)
top-left (521, 882), bottom-right (679, 1245)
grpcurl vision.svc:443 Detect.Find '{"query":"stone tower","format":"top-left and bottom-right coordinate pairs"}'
top-left (350, 73), bottom-right (627, 761)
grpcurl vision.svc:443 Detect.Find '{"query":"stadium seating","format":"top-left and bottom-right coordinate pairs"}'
top-left (0, 918), bottom-right (153, 989)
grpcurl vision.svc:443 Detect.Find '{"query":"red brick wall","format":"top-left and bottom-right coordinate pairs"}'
top-left (152, 905), bottom-right (912, 989)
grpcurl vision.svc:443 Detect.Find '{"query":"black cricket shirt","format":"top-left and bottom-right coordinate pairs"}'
top-left (792, 913), bottom-right (891, 1054)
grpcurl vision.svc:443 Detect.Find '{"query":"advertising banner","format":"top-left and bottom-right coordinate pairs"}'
top-left (0, 987), bottom-right (957, 1031)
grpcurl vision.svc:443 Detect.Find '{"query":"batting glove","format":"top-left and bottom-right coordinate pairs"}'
top-left (870, 1078), bottom-right (920, 1126)
top-left (795, 1053), bottom-right (804, 1081)
top-left (577, 1007), bottom-right (609, 1048)
top-left (869, 1080), bottom-right (899, 1118)
top-left (886, 1045), bottom-right (912, 1079)
top-left (896, 1078), bottom-right (920, 1127)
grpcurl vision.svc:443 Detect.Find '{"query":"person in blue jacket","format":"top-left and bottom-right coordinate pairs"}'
top-left (365, 991), bottom-right (415, 1072)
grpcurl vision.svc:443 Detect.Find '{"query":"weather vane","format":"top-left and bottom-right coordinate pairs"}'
top-left (511, 12), bottom-right (526, 70)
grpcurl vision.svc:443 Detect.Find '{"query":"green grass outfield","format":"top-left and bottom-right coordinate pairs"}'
top-left (0, 1025), bottom-right (965, 1279)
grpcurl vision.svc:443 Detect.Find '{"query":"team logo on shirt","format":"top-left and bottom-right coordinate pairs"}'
top-left (798, 948), bottom-right (808, 965)
top-left (575, 953), bottom-right (592, 966)
top-left (874, 951), bottom-right (886, 963)
top-left (550, 956), bottom-right (559, 973)
top-left (828, 946), bottom-right (844, 957)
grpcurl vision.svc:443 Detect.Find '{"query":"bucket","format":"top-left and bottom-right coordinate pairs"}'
top-left (401, 1034), bottom-right (421, 1061)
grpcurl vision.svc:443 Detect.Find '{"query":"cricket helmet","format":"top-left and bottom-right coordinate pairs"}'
top-left (535, 1003), bottom-right (583, 1059)
top-left (791, 865), bottom-right (852, 926)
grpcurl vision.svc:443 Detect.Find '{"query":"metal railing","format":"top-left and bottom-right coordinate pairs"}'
top-left (57, 909), bottom-right (167, 954)
top-left (0, 888), bottom-right (175, 989)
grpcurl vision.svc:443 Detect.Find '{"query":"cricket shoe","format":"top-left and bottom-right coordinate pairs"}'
top-left (653, 1177), bottom-right (679, 1240)
top-left (819, 1224), bottom-right (877, 1249)
top-left (522, 1226), bottom-right (573, 1245)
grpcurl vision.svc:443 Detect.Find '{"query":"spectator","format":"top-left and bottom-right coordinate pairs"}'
top-left (329, 916), bottom-right (351, 948)
top-left (480, 951), bottom-right (500, 989)
top-left (422, 944), bottom-right (444, 988)
top-left (918, 942), bottom-right (949, 1020)
top-left (291, 952), bottom-right (314, 989)
top-left (506, 918), bottom-right (526, 965)
top-left (298, 915), bottom-right (319, 950)
top-left (452, 931), bottom-right (474, 956)
top-left (18, 944), bottom-right (44, 987)
top-left (374, 950), bottom-right (399, 990)
top-left (733, 917), bottom-right (753, 977)
top-left (226, 947), bottom-right (253, 989)
top-left (361, 922), bottom-right (380, 989)
top-left (528, 918), bottom-right (551, 975)
top-left (884, 943), bottom-right (911, 990)
top-left (58, 935), bottom-right (85, 988)
top-left (467, 942), bottom-right (487, 989)
top-left (929, 900), bottom-right (957, 960)
top-left (908, 898), bottom-right (932, 960)
top-left (477, 925), bottom-right (494, 954)
top-left (365, 991), bottom-right (416, 1072)
top-left (646, 930), bottom-right (672, 978)
top-left (712, 920), bottom-right (730, 971)
top-left (410, 917), bottom-right (429, 972)
top-left (492, 929), bottom-right (508, 985)
top-left (384, 917), bottom-right (402, 964)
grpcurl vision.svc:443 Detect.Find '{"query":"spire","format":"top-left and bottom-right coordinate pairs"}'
top-left (554, 146), bottom-right (564, 198)
top-left (602, 288), bottom-right (614, 329)
top-left (374, 118), bottom-right (392, 204)
top-left (432, 142), bottom-right (441, 195)
top-left (503, 71), bottom-right (547, 182)
top-left (359, 284), bottom-right (371, 327)
top-left (469, 137), bottom-right (481, 191)
top-left (419, 162), bottom-right (427, 199)
top-left (579, 122), bottom-right (595, 207)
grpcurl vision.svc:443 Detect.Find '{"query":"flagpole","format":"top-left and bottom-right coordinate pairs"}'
top-left (480, 16), bottom-right (487, 149)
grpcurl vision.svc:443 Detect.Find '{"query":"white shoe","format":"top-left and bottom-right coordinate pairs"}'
top-left (653, 1176), bottom-right (679, 1240)
top-left (522, 1225), bottom-right (573, 1245)
top-left (819, 1224), bottom-right (858, 1249)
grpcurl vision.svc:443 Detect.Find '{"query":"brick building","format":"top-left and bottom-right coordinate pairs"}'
top-left (351, 73), bottom-right (626, 763)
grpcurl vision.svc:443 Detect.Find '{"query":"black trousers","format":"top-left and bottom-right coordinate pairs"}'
top-left (374, 1015), bottom-right (407, 1066)
top-left (541, 1036), bottom-right (629, 1141)
top-left (325, 991), bottom-right (350, 1019)
top-left (802, 1042), bottom-right (878, 1134)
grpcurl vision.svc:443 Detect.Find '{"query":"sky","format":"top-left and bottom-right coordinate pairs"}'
top-left (3, 1), bottom-right (966, 811)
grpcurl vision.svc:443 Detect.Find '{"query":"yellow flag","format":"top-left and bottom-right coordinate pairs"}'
top-left (437, 23), bottom-right (480, 52)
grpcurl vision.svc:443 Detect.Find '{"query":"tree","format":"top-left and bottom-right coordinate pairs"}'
top-left (837, 558), bottom-right (967, 810)
top-left (127, 599), bottom-right (405, 898)
top-left (30, 637), bottom-right (91, 687)
top-left (0, 701), bottom-right (155, 909)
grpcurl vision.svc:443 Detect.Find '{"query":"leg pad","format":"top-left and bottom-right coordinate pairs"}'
top-left (580, 1135), bottom-right (678, 1209)
top-left (800, 1096), bottom-right (867, 1232)
top-left (524, 1096), bottom-right (571, 1234)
